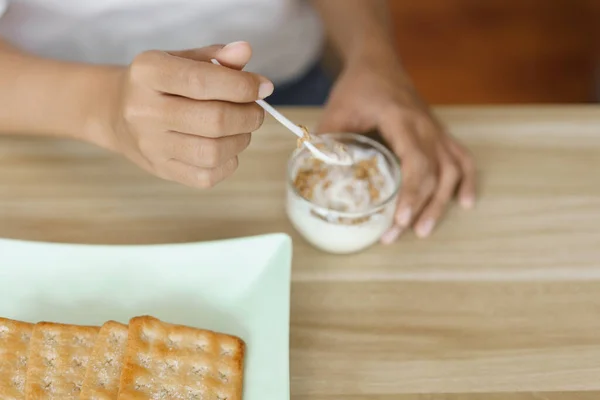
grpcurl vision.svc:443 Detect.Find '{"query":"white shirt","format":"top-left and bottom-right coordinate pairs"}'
top-left (0, 0), bottom-right (324, 84)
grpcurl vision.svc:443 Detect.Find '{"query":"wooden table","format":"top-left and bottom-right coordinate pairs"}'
top-left (1, 106), bottom-right (600, 399)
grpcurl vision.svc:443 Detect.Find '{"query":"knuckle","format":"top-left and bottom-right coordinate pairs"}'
top-left (390, 106), bottom-right (426, 125)
top-left (412, 151), bottom-right (432, 176)
top-left (185, 66), bottom-right (208, 98)
top-left (410, 110), bottom-right (438, 133)
top-left (175, 137), bottom-right (197, 161)
top-left (134, 50), bottom-right (161, 64)
top-left (424, 175), bottom-right (438, 194)
top-left (179, 167), bottom-right (210, 189)
top-left (249, 105), bottom-right (265, 131)
top-left (448, 139), bottom-right (476, 173)
top-left (228, 156), bottom-right (239, 172)
top-left (197, 169), bottom-right (218, 189)
top-left (195, 176), bottom-right (213, 189)
top-left (398, 181), bottom-right (421, 205)
top-left (238, 75), bottom-right (259, 100)
top-left (130, 53), bottom-right (148, 74)
top-left (198, 139), bottom-right (221, 167)
top-left (443, 159), bottom-right (461, 182)
top-left (130, 50), bottom-right (160, 81)
top-left (236, 105), bottom-right (264, 134)
top-left (207, 105), bottom-right (227, 135)
top-left (240, 133), bottom-right (252, 151)
top-left (424, 205), bottom-right (443, 223)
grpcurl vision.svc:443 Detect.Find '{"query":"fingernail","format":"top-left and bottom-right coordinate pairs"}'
top-left (416, 219), bottom-right (435, 238)
top-left (396, 207), bottom-right (412, 226)
top-left (223, 41), bottom-right (247, 49)
top-left (460, 196), bottom-right (475, 209)
top-left (381, 225), bottom-right (403, 245)
top-left (258, 79), bottom-right (274, 99)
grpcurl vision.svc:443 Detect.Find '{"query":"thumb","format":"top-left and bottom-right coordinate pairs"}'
top-left (167, 41), bottom-right (252, 71)
top-left (215, 41), bottom-right (253, 71)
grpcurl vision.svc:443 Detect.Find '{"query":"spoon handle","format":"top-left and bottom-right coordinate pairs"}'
top-left (255, 99), bottom-right (305, 138)
top-left (210, 59), bottom-right (304, 138)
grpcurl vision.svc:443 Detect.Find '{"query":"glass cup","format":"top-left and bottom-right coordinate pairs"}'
top-left (286, 133), bottom-right (402, 254)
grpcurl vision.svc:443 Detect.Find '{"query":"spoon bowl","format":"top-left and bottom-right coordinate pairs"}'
top-left (304, 136), bottom-right (354, 166)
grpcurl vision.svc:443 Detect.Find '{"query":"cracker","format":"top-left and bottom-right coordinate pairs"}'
top-left (0, 318), bottom-right (34, 400)
top-left (117, 316), bottom-right (245, 400)
top-left (80, 321), bottom-right (128, 400)
top-left (25, 322), bottom-right (99, 399)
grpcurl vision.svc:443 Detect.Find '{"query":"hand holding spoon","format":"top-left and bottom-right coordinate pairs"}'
top-left (211, 59), bottom-right (353, 166)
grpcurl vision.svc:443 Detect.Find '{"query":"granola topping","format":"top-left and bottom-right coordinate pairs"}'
top-left (292, 144), bottom-right (394, 223)
top-left (296, 125), bottom-right (312, 149)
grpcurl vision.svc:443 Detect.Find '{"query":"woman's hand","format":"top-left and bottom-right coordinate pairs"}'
top-left (317, 59), bottom-right (476, 242)
top-left (96, 41), bottom-right (273, 189)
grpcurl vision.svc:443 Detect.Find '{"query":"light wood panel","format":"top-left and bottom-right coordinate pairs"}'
top-left (1, 107), bottom-right (600, 398)
top-left (291, 281), bottom-right (600, 394)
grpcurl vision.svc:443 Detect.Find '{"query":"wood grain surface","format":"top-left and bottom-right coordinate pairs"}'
top-left (1, 106), bottom-right (599, 399)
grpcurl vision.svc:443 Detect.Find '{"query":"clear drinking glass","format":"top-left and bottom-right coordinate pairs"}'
top-left (286, 133), bottom-right (402, 254)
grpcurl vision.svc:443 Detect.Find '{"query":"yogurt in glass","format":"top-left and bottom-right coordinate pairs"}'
top-left (286, 133), bottom-right (401, 254)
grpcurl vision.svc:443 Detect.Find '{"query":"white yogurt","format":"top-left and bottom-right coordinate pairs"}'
top-left (286, 135), bottom-right (400, 254)
top-left (286, 193), bottom-right (396, 253)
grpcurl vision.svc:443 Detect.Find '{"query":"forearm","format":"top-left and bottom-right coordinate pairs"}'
top-left (0, 39), bottom-right (121, 146)
top-left (311, 0), bottom-right (398, 66)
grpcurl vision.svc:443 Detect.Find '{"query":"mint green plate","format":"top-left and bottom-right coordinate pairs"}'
top-left (0, 233), bottom-right (292, 400)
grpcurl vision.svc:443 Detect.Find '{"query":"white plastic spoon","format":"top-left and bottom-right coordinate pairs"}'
top-left (210, 59), bottom-right (353, 166)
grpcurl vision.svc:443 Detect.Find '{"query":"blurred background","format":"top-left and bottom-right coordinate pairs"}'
top-left (386, 0), bottom-right (599, 104)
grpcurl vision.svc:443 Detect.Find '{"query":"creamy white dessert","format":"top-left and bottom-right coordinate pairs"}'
top-left (286, 135), bottom-right (400, 254)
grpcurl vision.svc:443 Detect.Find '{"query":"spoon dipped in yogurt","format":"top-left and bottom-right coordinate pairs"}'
top-left (295, 125), bottom-right (354, 166)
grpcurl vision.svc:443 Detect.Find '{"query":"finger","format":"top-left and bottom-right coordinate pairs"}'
top-left (132, 50), bottom-right (273, 102)
top-left (215, 41), bottom-right (253, 70)
top-left (413, 147), bottom-right (461, 238)
top-left (444, 135), bottom-right (476, 209)
top-left (160, 157), bottom-right (239, 189)
top-left (378, 109), bottom-right (425, 162)
top-left (395, 158), bottom-right (437, 226)
top-left (378, 111), bottom-right (435, 230)
top-left (170, 41), bottom-right (253, 71)
top-left (163, 131), bottom-right (251, 168)
top-left (157, 97), bottom-right (264, 137)
top-left (380, 224), bottom-right (405, 245)
top-left (167, 45), bottom-right (226, 61)
top-left (381, 152), bottom-right (437, 244)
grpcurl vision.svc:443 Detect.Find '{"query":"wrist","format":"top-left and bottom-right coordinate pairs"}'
top-left (342, 24), bottom-right (394, 62)
top-left (344, 36), bottom-right (411, 83)
top-left (79, 66), bottom-right (125, 151)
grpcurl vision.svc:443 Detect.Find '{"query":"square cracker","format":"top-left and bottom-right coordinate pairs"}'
top-left (0, 318), bottom-right (34, 400)
top-left (117, 316), bottom-right (245, 400)
top-left (25, 322), bottom-right (99, 399)
top-left (80, 321), bottom-right (128, 400)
